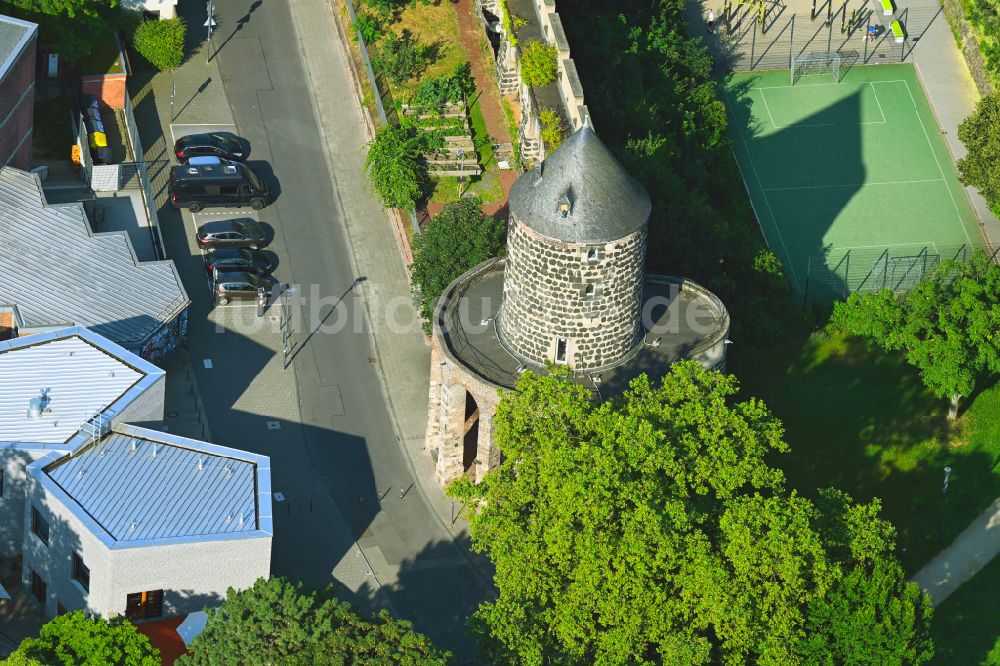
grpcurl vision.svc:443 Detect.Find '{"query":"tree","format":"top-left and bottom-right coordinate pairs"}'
top-left (830, 251), bottom-right (1000, 420)
top-left (365, 125), bottom-right (429, 210)
top-left (958, 92), bottom-right (1000, 213)
top-left (8, 611), bottom-right (158, 666)
top-left (450, 363), bottom-right (933, 664)
top-left (132, 17), bottom-right (186, 71)
top-left (177, 577), bottom-right (449, 666)
top-left (410, 197), bottom-right (505, 330)
top-left (518, 40), bottom-right (558, 87)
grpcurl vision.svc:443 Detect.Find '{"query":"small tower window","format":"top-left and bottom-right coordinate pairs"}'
top-left (584, 284), bottom-right (595, 297)
top-left (585, 248), bottom-right (598, 262)
top-left (555, 339), bottom-right (568, 364)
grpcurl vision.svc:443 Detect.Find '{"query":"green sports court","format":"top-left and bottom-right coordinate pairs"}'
top-left (724, 63), bottom-right (983, 295)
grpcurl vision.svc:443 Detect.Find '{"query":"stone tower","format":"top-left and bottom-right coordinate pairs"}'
top-left (498, 125), bottom-right (652, 370)
top-left (425, 125), bottom-right (730, 487)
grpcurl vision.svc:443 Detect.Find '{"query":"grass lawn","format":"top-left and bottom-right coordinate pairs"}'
top-left (729, 330), bottom-right (1000, 572)
top-left (932, 556), bottom-right (1000, 664)
top-left (32, 91), bottom-right (74, 161)
top-left (390, 1), bottom-right (468, 99)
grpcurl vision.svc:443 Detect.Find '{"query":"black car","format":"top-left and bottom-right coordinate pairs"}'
top-left (213, 271), bottom-right (272, 305)
top-left (174, 133), bottom-right (250, 162)
top-left (205, 248), bottom-right (274, 276)
top-left (196, 219), bottom-right (269, 250)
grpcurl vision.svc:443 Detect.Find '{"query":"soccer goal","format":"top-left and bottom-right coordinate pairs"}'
top-left (790, 52), bottom-right (842, 84)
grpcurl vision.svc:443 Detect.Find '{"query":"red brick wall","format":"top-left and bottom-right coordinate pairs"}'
top-left (0, 33), bottom-right (36, 169)
top-left (82, 74), bottom-right (127, 110)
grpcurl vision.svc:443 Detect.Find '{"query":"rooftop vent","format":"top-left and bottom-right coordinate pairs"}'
top-left (130, 440), bottom-right (138, 454)
top-left (151, 443), bottom-right (159, 459)
top-left (27, 389), bottom-right (50, 419)
top-left (197, 458), bottom-right (204, 472)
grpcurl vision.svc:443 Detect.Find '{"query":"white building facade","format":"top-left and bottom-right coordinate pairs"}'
top-left (0, 327), bottom-right (272, 619)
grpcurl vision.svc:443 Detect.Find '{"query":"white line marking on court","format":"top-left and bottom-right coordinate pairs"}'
top-left (750, 78), bottom-right (909, 90)
top-left (756, 88), bottom-right (885, 128)
top-left (758, 89), bottom-right (779, 129)
top-left (835, 241), bottom-right (942, 253)
top-left (870, 82), bottom-right (887, 123)
top-left (765, 178), bottom-right (944, 192)
top-left (901, 80), bottom-right (974, 246)
top-left (724, 91), bottom-right (802, 291)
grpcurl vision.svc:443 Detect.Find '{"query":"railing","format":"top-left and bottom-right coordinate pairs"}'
top-left (120, 89), bottom-right (166, 260)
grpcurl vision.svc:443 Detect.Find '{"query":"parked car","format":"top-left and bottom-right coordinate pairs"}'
top-left (213, 271), bottom-right (272, 305)
top-left (174, 133), bottom-right (250, 162)
top-left (169, 161), bottom-right (271, 212)
top-left (195, 218), bottom-right (269, 250)
top-left (204, 248), bottom-right (274, 276)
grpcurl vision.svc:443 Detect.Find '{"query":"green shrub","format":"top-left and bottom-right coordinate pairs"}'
top-left (132, 18), bottom-right (186, 71)
top-left (519, 40), bottom-right (558, 87)
top-left (353, 11), bottom-right (385, 45)
top-left (409, 62), bottom-right (475, 111)
top-left (365, 125), bottom-right (430, 209)
top-left (373, 29), bottom-right (433, 86)
top-left (539, 108), bottom-right (567, 151)
top-left (410, 198), bottom-right (506, 330)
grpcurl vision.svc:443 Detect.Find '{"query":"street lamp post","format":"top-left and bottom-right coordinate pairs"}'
top-left (205, 3), bottom-right (217, 64)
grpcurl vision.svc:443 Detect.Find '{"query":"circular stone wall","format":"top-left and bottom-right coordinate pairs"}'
top-left (498, 216), bottom-right (647, 370)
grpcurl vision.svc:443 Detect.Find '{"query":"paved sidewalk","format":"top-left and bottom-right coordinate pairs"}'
top-left (912, 497), bottom-right (1000, 605)
top-left (908, 0), bottom-right (1000, 248)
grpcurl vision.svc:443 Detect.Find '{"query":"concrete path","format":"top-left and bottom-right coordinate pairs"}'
top-left (907, 0), bottom-right (1000, 247)
top-left (912, 497), bottom-right (1000, 605)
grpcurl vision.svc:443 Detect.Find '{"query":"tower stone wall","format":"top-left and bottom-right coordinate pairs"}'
top-left (499, 217), bottom-right (647, 369)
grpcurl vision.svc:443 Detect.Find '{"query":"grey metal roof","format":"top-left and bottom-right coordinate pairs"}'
top-left (46, 426), bottom-right (263, 543)
top-left (0, 167), bottom-right (189, 347)
top-left (0, 332), bottom-right (146, 444)
top-left (508, 125), bottom-right (652, 244)
top-left (0, 14), bottom-right (35, 80)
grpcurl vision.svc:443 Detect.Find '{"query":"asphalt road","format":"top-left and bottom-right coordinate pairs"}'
top-left (153, 0), bottom-right (490, 659)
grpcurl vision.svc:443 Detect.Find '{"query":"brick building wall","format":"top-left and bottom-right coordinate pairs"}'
top-left (0, 29), bottom-right (37, 170)
top-left (499, 217), bottom-right (647, 370)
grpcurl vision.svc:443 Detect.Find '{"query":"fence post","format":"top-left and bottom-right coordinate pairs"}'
top-left (789, 15), bottom-right (795, 68)
top-left (751, 15), bottom-right (757, 68)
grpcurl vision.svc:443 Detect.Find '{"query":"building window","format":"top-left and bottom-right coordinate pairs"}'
top-left (584, 284), bottom-right (596, 298)
top-left (586, 248), bottom-right (598, 262)
top-left (72, 553), bottom-right (90, 592)
top-left (31, 506), bottom-right (49, 546)
top-left (555, 339), bottom-right (568, 364)
top-left (30, 570), bottom-right (46, 606)
top-left (125, 590), bottom-right (164, 620)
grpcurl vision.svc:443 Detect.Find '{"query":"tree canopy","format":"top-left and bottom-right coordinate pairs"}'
top-left (409, 197), bottom-right (505, 330)
top-left (830, 250), bottom-right (1000, 419)
top-left (958, 92), bottom-right (1000, 214)
top-left (450, 363), bottom-right (933, 664)
top-left (177, 577), bottom-right (449, 666)
top-left (6, 611), bottom-right (158, 666)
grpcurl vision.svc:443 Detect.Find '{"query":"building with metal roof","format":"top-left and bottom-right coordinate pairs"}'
top-left (0, 14), bottom-right (36, 169)
top-left (0, 327), bottom-right (272, 620)
top-left (0, 167), bottom-right (190, 358)
top-left (43, 427), bottom-right (268, 546)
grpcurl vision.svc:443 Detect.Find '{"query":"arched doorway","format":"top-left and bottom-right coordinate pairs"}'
top-left (462, 391), bottom-right (480, 474)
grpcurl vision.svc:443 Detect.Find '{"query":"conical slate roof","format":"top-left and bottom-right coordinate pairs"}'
top-left (508, 125), bottom-right (652, 244)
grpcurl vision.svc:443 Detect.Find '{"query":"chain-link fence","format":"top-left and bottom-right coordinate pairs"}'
top-left (801, 243), bottom-right (996, 302)
top-left (715, 1), bottom-right (939, 73)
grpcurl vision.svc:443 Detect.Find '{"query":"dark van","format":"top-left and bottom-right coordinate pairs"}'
top-left (168, 161), bottom-right (270, 212)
